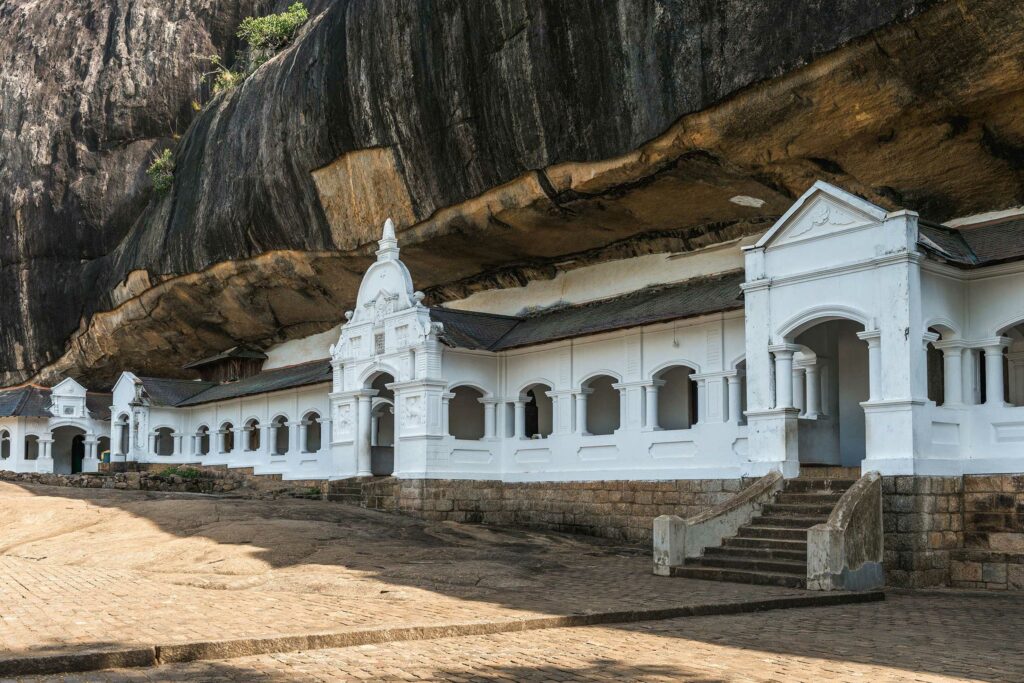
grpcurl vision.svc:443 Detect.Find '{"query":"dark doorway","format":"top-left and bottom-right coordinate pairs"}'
top-left (71, 434), bottom-right (85, 474)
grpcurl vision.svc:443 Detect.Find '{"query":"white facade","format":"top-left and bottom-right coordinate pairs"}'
top-left (0, 379), bottom-right (109, 474)
top-left (29, 181), bottom-right (1023, 483)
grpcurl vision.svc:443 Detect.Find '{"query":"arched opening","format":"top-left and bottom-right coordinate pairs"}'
top-left (115, 413), bottom-right (130, 455)
top-left (271, 416), bottom-right (290, 455)
top-left (584, 375), bottom-right (620, 436)
top-left (792, 318), bottom-right (868, 467)
top-left (655, 365), bottom-right (697, 430)
top-left (24, 435), bottom-right (39, 460)
top-left (926, 327), bottom-right (946, 406)
top-left (368, 373), bottom-right (396, 475)
top-left (449, 386), bottom-right (485, 440)
top-left (303, 411), bottom-right (322, 453)
top-left (52, 425), bottom-right (86, 474)
top-left (523, 383), bottom-right (553, 438)
top-left (735, 359), bottom-right (748, 426)
top-left (0, 430), bottom-right (10, 461)
top-left (97, 436), bottom-right (110, 462)
top-left (196, 426), bottom-right (210, 456)
top-left (244, 418), bottom-right (261, 452)
top-left (154, 427), bottom-right (175, 456)
top-left (220, 422), bottom-right (235, 454)
top-left (999, 321), bottom-right (1024, 406)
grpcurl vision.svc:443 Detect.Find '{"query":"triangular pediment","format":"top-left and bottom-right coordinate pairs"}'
top-left (51, 377), bottom-right (87, 397)
top-left (755, 181), bottom-right (889, 250)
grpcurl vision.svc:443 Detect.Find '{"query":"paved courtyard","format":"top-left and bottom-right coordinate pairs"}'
top-left (1, 481), bottom-right (1020, 682)
top-left (13, 592), bottom-right (1024, 682)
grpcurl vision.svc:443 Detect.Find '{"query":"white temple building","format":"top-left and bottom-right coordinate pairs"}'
top-left (4, 180), bottom-right (1024, 483)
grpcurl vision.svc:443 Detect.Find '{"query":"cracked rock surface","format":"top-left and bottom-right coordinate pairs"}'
top-left (3, 0), bottom-right (1023, 386)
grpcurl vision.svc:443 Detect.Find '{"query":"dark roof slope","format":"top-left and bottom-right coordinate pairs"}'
top-left (431, 270), bottom-right (745, 351)
top-left (136, 378), bottom-right (218, 407)
top-left (0, 385), bottom-right (112, 420)
top-left (175, 359), bottom-right (331, 406)
top-left (182, 344), bottom-right (268, 370)
top-left (919, 215), bottom-right (1024, 268)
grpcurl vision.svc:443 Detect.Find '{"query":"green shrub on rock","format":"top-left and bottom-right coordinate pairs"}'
top-left (146, 148), bottom-right (174, 195)
top-left (237, 2), bottom-right (309, 71)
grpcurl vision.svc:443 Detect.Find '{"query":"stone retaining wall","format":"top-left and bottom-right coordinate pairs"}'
top-left (348, 478), bottom-right (746, 544)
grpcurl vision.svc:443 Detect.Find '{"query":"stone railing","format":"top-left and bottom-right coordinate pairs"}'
top-left (653, 471), bottom-right (783, 576)
top-left (806, 470), bottom-right (884, 591)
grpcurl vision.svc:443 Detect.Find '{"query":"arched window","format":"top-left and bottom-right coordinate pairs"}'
top-left (303, 412), bottom-right (322, 453)
top-left (926, 329), bottom-right (945, 406)
top-left (220, 422), bottom-right (235, 453)
top-left (735, 360), bottom-right (748, 425)
top-left (371, 402), bottom-right (394, 447)
top-left (656, 365), bottom-right (697, 430)
top-left (523, 383), bottom-right (553, 438)
top-left (0, 430), bottom-right (10, 459)
top-left (154, 427), bottom-right (175, 456)
top-left (244, 418), bottom-right (261, 451)
top-left (449, 386), bottom-right (485, 440)
top-left (115, 413), bottom-right (130, 455)
top-left (24, 435), bottom-right (39, 460)
top-left (272, 416), bottom-right (289, 455)
top-left (196, 426), bottom-right (210, 455)
top-left (584, 375), bottom-right (620, 436)
top-left (97, 436), bottom-right (110, 459)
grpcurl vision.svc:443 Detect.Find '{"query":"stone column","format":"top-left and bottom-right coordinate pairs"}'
top-left (727, 372), bottom-right (743, 424)
top-left (574, 389), bottom-right (592, 435)
top-left (148, 432), bottom-right (157, 456)
top-left (331, 360), bottom-right (344, 392)
top-left (369, 414), bottom-right (379, 447)
top-left (299, 420), bottom-right (309, 452)
top-left (173, 434), bottom-right (183, 456)
top-left (803, 363), bottom-right (820, 419)
top-left (643, 381), bottom-right (663, 430)
top-left (983, 338), bottom-right (1011, 406)
top-left (769, 344), bottom-right (800, 409)
top-left (792, 367), bottom-right (806, 416)
top-left (616, 386), bottom-right (628, 432)
top-left (441, 392), bottom-right (454, 435)
top-left (934, 341), bottom-right (964, 406)
top-left (857, 331), bottom-right (883, 402)
top-left (357, 393), bottom-right (374, 476)
top-left (482, 399), bottom-right (497, 439)
top-left (513, 399), bottom-right (527, 439)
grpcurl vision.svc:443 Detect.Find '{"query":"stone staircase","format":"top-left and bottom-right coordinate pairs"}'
top-left (669, 467), bottom-right (860, 588)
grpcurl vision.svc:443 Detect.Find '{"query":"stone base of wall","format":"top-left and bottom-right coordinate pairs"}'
top-left (337, 478), bottom-right (746, 545)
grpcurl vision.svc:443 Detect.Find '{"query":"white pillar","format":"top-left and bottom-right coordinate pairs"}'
top-left (857, 331), bottom-right (883, 402)
top-left (357, 394), bottom-right (373, 476)
top-left (617, 387), bottom-right (628, 432)
top-left (574, 390), bottom-right (591, 435)
top-left (727, 372), bottom-right (743, 424)
top-left (514, 399), bottom-right (527, 439)
top-left (482, 400), bottom-right (497, 439)
top-left (803, 364), bottom-right (820, 419)
top-left (792, 367), bottom-right (806, 416)
top-left (983, 338), bottom-right (1011, 406)
top-left (190, 434), bottom-right (198, 456)
top-left (299, 421), bottom-right (309, 452)
top-left (643, 381), bottom-right (662, 430)
top-left (441, 393), bottom-right (454, 435)
top-left (769, 344), bottom-right (800, 409)
top-left (370, 415), bottom-right (379, 447)
top-left (148, 433), bottom-right (157, 456)
top-left (173, 434), bottom-right (183, 456)
top-left (935, 341), bottom-right (964, 406)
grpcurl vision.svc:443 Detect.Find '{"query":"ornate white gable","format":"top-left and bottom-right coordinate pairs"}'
top-left (49, 377), bottom-right (88, 419)
top-left (331, 219), bottom-right (437, 366)
top-left (755, 181), bottom-right (889, 250)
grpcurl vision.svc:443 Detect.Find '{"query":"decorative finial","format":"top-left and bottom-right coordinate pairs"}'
top-left (376, 217), bottom-right (400, 261)
top-left (382, 217), bottom-right (396, 241)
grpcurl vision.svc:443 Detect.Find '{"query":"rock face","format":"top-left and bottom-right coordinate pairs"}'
top-left (3, 0), bottom-right (1024, 386)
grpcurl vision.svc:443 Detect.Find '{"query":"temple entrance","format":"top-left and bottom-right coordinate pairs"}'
top-left (368, 373), bottom-right (395, 476)
top-left (792, 319), bottom-right (868, 467)
top-left (52, 426), bottom-right (86, 474)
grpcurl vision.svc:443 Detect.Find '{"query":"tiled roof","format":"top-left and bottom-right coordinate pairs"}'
top-left (431, 270), bottom-right (745, 351)
top-left (0, 385), bottom-right (112, 420)
top-left (136, 378), bottom-right (218, 407)
top-left (174, 359), bottom-right (331, 406)
top-left (919, 215), bottom-right (1024, 268)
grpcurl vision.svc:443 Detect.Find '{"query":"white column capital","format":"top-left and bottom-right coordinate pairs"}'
top-left (856, 330), bottom-right (882, 347)
top-left (768, 343), bottom-right (802, 358)
top-left (979, 336), bottom-right (1012, 354)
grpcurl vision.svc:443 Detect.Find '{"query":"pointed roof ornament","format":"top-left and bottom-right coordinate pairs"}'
top-left (376, 217), bottom-right (400, 261)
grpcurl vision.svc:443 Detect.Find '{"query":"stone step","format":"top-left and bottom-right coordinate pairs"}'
top-left (761, 502), bottom-right (836, 516)
top-left (327, 494), bottom-right (364, 505)
top-left (704, 545), bottom-right (807, 562)
top-left (782, 478), bottom-right (857, 493)
top-left (798, 466), bottom-right (862, 480)
top-left (774, 492), bottom-right (845, 505)
top-left (737, 525), bottom-right (808, 541)
top-left (668, 565), bottom-right (807, 589)
top-left (750, 514), bottom-right (828, 529)
top-left (690, 554), bottom-right (807, 574)
top-left (720, 536), bottom-right (809, 552)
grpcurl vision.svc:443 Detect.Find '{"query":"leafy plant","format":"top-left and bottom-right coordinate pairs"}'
top-left (205, 54), bottom-right (245, 93)
top-left (146, 148), bottom-right (174, 195)
top-left (158, 465), bottom-right (203, 479)
top-left (237, 2), bottom-right (309, 71)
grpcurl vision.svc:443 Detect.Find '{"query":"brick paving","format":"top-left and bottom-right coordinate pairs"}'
top-left (0, 481), bottom-right (813, 663)
top-left (13, 591), bottom-right (1022, 682)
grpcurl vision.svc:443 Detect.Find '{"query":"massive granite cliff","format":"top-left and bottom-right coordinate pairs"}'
top-left (2, 0), bottom-right (1023, 387)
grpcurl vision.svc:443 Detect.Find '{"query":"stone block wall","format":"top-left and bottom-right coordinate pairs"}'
top-left (949, 474), bottom-right (1024, 590)
top-left (882, 476), bottom-right (964, 588)
top-left (346, 478), bottom-right (745, 544)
